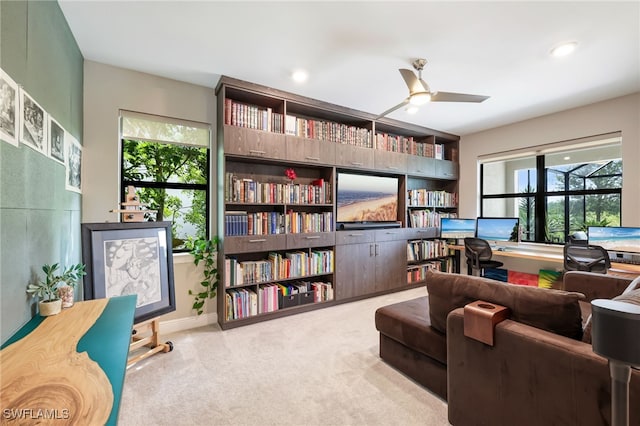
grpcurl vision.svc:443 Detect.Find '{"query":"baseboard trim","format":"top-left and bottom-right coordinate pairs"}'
top-left (159, 312), bottom-right (218, 335)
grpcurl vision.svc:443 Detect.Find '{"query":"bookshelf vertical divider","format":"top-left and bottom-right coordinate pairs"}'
top-left (215, 76), bottom-right (459, 329)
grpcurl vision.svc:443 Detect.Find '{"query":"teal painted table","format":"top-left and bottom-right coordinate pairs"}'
top-left (1, 295), bottom-right (136, 425)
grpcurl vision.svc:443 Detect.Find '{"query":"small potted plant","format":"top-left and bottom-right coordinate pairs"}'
top-left (56, 263), bottom-right (86, 308)
top-left (26, 263), bottom-right (86, 316)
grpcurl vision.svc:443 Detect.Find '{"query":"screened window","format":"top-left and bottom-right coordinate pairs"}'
top-left (480, 135), bottom-right (622, 244)
top-left (120, 111), bottom-right (210, 250)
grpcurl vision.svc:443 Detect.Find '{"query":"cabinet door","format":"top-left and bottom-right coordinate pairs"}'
top-left (435, 159), bottom-right (458, 180)
top-left (374, 150), bottom-right (407, 173)
top-left (286, 136), bottom-right (335, 165)
top-left (374, 239), bottom-right (408, 292)
top-left (407, 156), bottom-right (436, 177)
top-left (335, 243), bottom-right (375, 300)
top-left (224, 125), bottom-right (286, 160)
top-left (334, 144), bottom-right (375, 169)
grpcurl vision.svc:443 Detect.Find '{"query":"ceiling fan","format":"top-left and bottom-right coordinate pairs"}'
top-left (375, 58), bottom-right (489, 120)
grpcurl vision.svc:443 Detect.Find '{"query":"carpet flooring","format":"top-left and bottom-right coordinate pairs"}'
top-left (118, 287), bottom-right (448, 426)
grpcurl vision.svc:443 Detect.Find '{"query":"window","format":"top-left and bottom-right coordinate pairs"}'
top-left (120, 111), bottom-right (210, 250)
top-left (480, 135), bottom-right (622, 244)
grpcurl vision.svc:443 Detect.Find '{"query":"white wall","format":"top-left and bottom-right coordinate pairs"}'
top-left (83, 61), bottom-right (218, 327)
top-left (458, 92), bottom-right (640, 274)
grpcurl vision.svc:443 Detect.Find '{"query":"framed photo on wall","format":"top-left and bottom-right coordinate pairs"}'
top-left (65, 133), bottom-right (82, 193)
top-left (0, 68), bottom-right (19, 146)
top-left (20, 89), bottom-right (47, 155)
top-left (81, 221), bottom-right (176, 324)
top-left (48, 116), bottom-right (65, 164)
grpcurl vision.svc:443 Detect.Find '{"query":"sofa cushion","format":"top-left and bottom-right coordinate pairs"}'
top-left (426, 270), bottom-right (585, 340)
top-left (375, 296), bottom-right (447, 364)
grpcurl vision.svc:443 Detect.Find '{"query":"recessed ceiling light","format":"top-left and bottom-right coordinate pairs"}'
top-left (292, 69), bottom-right (308, 83)
top-left (564, 156), bottom-right (571, 161)
top-left (550, 41), bottom-right (578, 57)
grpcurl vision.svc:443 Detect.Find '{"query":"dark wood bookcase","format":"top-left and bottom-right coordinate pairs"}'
top-left (215, 76), bottom-right (460, 329)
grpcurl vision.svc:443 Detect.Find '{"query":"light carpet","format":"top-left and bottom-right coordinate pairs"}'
top-left (118, 287), bottom-right (448, 426)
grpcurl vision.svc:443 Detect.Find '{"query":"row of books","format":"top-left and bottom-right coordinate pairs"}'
top-left (408, 190), bottom-right (458, 208)
top-left (224, 249), bottom-right (334, 287)
top-left (407, 239), bottom-right (450, 262)
top-left (225, 211), bottom-right (334, 236)
top-left (225, 280), bottom-right (334, 321)
top-left (224, 99), bottom-right (285, 133)
top-left (285, 115), bottom-right (372, 147)
top-left (225, 173), bottom-right (332, 205)
top-left (407, 258), bottom-right (454, 283)
top-left (408, 210), bottom-right (457, 228)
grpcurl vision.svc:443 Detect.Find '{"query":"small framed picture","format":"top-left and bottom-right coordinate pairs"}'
top-left (20, 89), bottom-right (47, 155)
top-left (65, 133), bottom-right (82, 193)
top-left (48, 116), bottom-right (65, 164)
top-left (0, 69), bottom-right (20, 146)
top-left (81, 221), bottom-right (176, 324)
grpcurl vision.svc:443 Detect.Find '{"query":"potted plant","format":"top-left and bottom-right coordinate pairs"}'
top-left (56, 263), bottom-right (86, 308)
top-left (26, 263), bottom-right (86, 316)
top-left (186, 237), bottom-right (219, 315)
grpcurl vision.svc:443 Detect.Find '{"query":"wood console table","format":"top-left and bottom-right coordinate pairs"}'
top-left (1, 295), bottom-right (136, 425)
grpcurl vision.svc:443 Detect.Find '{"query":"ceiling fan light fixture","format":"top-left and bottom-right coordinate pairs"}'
top-left (409, 92), bottom-right (431, 106)
top-left (550, 41), bottom-right (578, 57)
top-left (405, 106), bottom-right (419, 114)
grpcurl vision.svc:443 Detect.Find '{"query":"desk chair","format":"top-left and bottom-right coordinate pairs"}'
top-left (464, 237), bottom-right (505, 277)
top-left (563, 243), bottom-right (611, 274)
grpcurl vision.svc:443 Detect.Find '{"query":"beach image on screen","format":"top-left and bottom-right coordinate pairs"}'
top-left (337, 173), bottom-right (398, 222)
top-left (440, 218), bottom-right (476, 239)
top-left (588, 227), bottom-right (640, 253)
top-left (476, 218), bottom-right (519, 242)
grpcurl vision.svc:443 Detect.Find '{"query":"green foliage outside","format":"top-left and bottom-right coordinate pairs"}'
top-left (122, 139), bottom-right (208, 249)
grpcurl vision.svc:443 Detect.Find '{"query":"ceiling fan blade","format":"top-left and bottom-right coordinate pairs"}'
top-left (375, 98), bottom-right (410, 120)
top-left (431, 91), bottom-right (489, 103)
top-left (399, 69), bottom-right (427, 94)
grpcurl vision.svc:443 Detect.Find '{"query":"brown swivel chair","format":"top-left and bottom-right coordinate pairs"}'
top-left (464, 237), bottom-right (504, 277)
top-left (563, 243), bottom-right (611, 274)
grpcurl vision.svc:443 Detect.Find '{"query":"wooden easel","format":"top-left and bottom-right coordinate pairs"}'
top-left (110, 185), bottom-right (157, 222)
top-left (127, 318), bottom-right (174, 368)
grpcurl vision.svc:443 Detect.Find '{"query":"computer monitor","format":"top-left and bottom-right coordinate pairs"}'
top-left (588, 226), bottom-right (640, 255)
top-left (440, 218), bottom-right (476, 239)
top-left (476, 217), bottom-right (520, 246)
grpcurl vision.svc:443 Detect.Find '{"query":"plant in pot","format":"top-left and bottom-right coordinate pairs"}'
top-left (26, 263), bottom-right (86, 316)
top-left (186, 237), bottom-right (219, 315)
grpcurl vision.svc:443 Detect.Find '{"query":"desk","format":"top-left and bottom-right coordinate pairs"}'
top-left (451, 244), bottom-right (640, 278)
top-left (1, 295), bottom-right (136, 425)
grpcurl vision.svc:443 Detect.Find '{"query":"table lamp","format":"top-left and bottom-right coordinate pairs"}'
top-left (591, 299), bottom-right (640, 426)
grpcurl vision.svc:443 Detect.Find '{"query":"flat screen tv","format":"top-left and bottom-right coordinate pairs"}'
top-left (588, 226), bottom-right (640, 254)
top-left (336, 172), bottom-right (398, 227)
top-left (476, 217), bottom-right (520, 245)
top-left (440, 218), bottom-right (476, 239)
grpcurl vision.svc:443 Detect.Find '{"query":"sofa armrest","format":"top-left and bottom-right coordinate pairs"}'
top-left (447, 308), bottom-right (640, 426)
top-left (563, 271), bottom-right (632, 301)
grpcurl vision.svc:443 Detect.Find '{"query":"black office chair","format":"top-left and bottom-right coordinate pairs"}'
top-left (563, 243), bottom-right (611, 273)
top-left (464, 237), bottom-right (504, 277)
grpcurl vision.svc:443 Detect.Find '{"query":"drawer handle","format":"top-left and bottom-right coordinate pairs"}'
top-left (305, 156), bottom-right (320, 161)
top-left (348, 233), bottom-right (364, 237)
top-left (351, 161), bottom-right (363, 166)
top-left (387, 166), bottom-right (399, 170)
top-left (249, 150), bottom-right (266, 155)
top-left (305, 235), bottom-right (321, 239)
top-left (385, 231), bottom-right (398, 235)
top-left (249, 238), bottom-right (267, 243)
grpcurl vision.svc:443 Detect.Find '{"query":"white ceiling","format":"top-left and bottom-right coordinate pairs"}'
top-left (58, 1), bottom-right (640, 136)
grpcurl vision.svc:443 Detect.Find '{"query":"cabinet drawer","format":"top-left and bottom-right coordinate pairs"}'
top-left (407, 156), bottom-right (436, 177)
top-left (404, 227), bottom-right (439, 240)
top-left (224, 125), bottom-right (286, 160)
top-left (286, 136), bottom-right (335, 165)
top-left (335, 230), bottom-right (375, 245)
top-left (286, 232), bottom-right (335, 249)
top-left (334, 144), bottom-right (374, 169)
top-left (223, 234), bottom-right (286, 254)
top-left (435, 160), bottom-right (458, 180)
top-left (374, 228), bottom-right (406, 242)
top-left (374, 150), bottom-right (407, 173)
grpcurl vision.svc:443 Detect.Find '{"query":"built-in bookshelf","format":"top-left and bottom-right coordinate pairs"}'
top-left (407, 239), bottom-right (455, 284)
top-left (215, 76), bottom-right (460, 329)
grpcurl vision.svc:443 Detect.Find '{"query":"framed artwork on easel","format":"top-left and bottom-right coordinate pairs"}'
top-left (81, 221), bottom-right (176, 324)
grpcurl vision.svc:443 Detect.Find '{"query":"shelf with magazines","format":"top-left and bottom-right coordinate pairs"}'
top-left (215, 75), bottom-right (460, 329)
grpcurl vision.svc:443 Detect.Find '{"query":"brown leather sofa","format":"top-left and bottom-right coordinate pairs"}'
top-left (374, 270), bottom-right (640, 425)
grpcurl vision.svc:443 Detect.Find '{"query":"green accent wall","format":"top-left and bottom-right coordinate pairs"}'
top-left (0, 1), bottom-right (83, 343)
